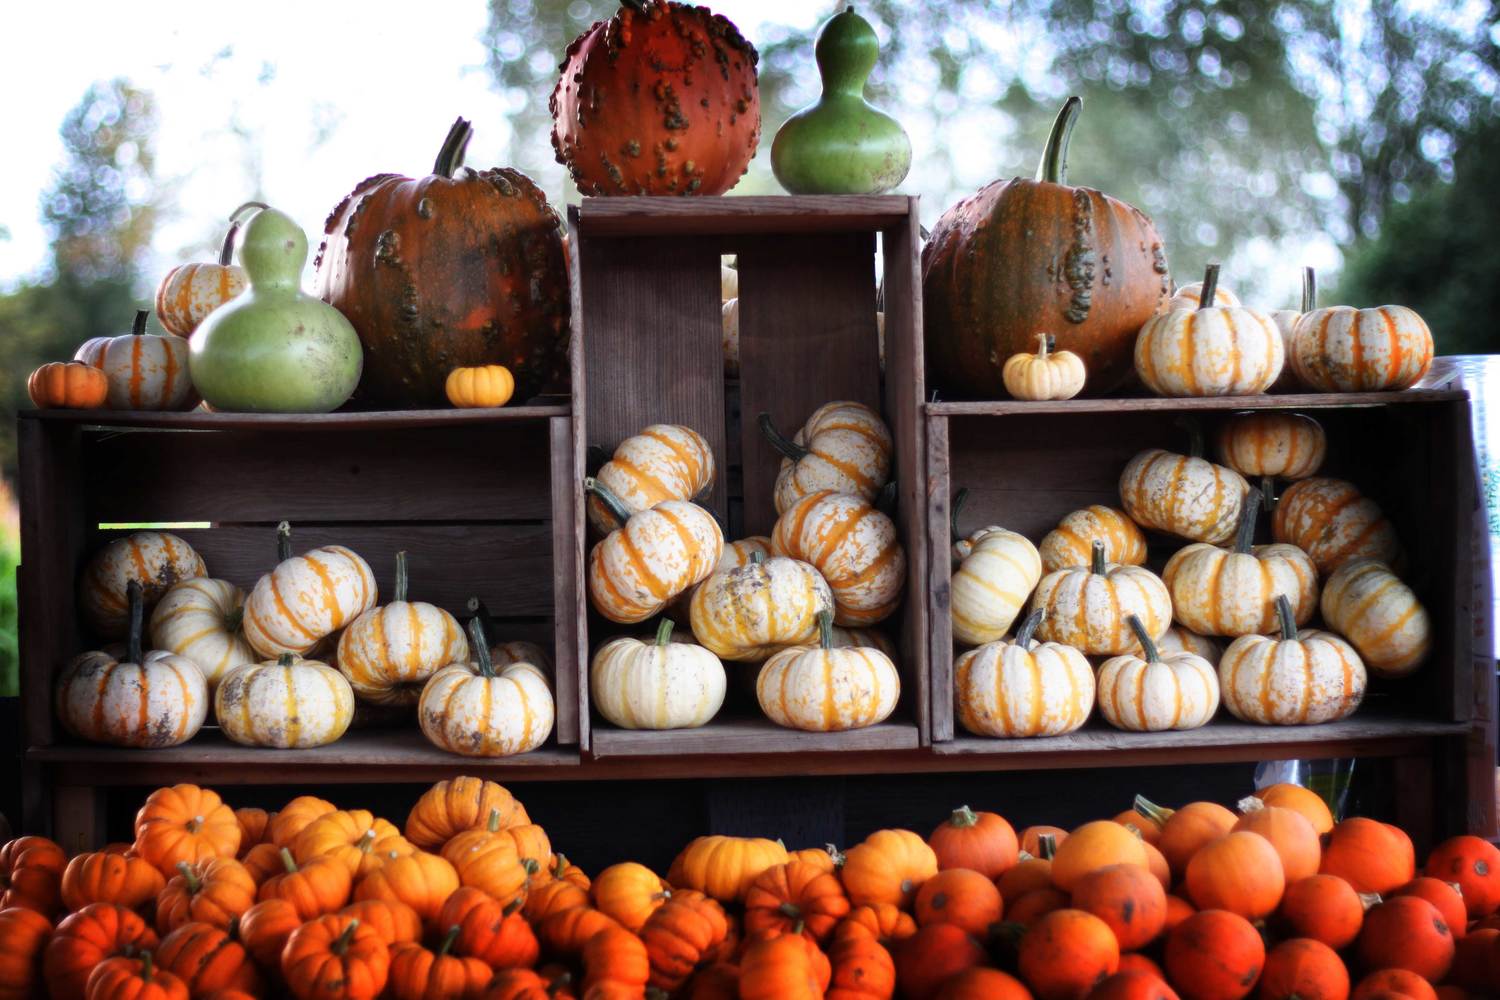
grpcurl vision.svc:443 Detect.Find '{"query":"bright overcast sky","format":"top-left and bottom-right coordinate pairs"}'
top-left (0, 0), bottom-right (823, 289)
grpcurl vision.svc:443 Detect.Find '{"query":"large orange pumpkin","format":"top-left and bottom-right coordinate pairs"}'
top-left (550, 1), bottom-right (761, 197)
top-left (314, 118), bottom-right (570, 406)
top-left (1017, 908), bottom-right (1120, 1000)
top-left (1356, 897), bottom-right (1455, 982)
top-left (1164, 909), bottom-right (1265, 1000)
top-left (1319, 819), bottom-right (1415, 896)
top-left (923, 96), bottom-right (1170, 396)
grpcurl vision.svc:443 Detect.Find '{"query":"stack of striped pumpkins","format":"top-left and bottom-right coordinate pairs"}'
top-left (2, 775), bottom-right (1497, 1000)
top-left (55, 525), bottom-right (554, 757)
top-left (951, 410), bottom-right (1430, 739)
top-left (585, 404), bottom-right (906, 734)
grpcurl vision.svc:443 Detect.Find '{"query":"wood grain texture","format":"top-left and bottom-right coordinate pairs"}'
top-left (925, 414), bottom-right (954, 742)
top-left (589, 719), bottom-right (921, 757)
top-left (927, 388), bottom-right (1467, 417)
top-left (568, 211), bottom-right (591, 750)
top-left (549, 415), bottom-right (579, 745)
top-left (578, 195), bottom-right (912, 237)
top-left (19, 406), bottom-right (567, 431)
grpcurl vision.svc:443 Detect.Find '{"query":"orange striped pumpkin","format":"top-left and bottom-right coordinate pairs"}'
top-left (1162, 491), bottom-right (1319, 637)
top-left (1215, 412), bottom-right (1326, 482)
top-left (79, 531), bottom-right (206, 639)
top-left (214, 654), bottom-right (355, 748)
top-left (1156, 625), bottom-right (1223, 666)
top-left (1135, 266), bottom-right (1284, 397)
top-left (417, 618), bottom-right (555, 757)
top-left (950, 527), bottom-right (1042, 646)
top-left (242, 522), bottom-right (378, 658)
top-left (1119, 447), bottom-right (1248, 544)
top-left (1097, 615), bottom-right (1220, 731)
top-left (149, 578), bottom-right (255, 692)
top-left (1290, 305), bottom-right (1434, 392)
top-left (587, 424), bottom-right (716, 535)
top-left (771, 490), bottom-right (905, 627)
top-left (154, 206), bottom-right (258, 336)
top-left (93, 310), bottom-right (196, 410)
top-left (586, 479), bottom-right (723, 625)
top-left (755, 612), bottom-right (900, 732)
top-left (336, 552), bottom-right (466, 705)
top-left (1219, 596), bottom-right (1367, 725)
top-left (1038, 505), bottom-right (1147, 575)
top-left (718, 536), bottom-right (773, 572)
top-left (954, 609), bottom-right (1094, 738)
top-left (1030, 542), bottom-right (1171, 655)
top-left (1272, 478), bottom-right (1400, 574)
top-left (1319, 558), bottom-right (1430, 678)
top-left (689, 554), bottom-right (833, 662)
top-left (763, 401), bottom-right (892, 515)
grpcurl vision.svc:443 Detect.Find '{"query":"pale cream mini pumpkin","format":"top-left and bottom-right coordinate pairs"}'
top-left (1266, 265), bottom-right (1316, 393)
top-left (1162, 491), bottom-right (1319, 637)
top-left (1030, 541), bottom-right (1172, 655)
top-left (586, 424), bottom-right (716, 535)
top-left (1167, 278), bottom-right (1241, 312)
top-left (586, 479), bottom-right (724, 625)
top-left (756, 612), bottom-right (900, 732)
top-left (1319, 558), bottom-right (1430, 678)
top-left (149, 577), bottom-right (256, 691)
top-left (1219, 595), bottom-right (1367, 725)
top-left (215, 653), bottom-right (355, 748)
top-left (337, 552), bottom-right (468, 705)
top-left (718, 537), bottom-right (773, 572)
top-left (93, 310), bottom-right (195, 410)
top-left (771, 490), bottom-right (905, 626)
top-left (242, 522), bottom-right (378, 657)
top-left (419, 617), bottom-right (555, 757)
top-left (591, 619), bottom-right (726, 730)
top-left (55, 582), bottom-right (208, 748)
top-left (762, 401), bottom-right (892, 514)
top-left (1272, 477), bottom-right (1400, 574)
top-left (950, 522), bottom-right (1043, 647)
top-left (1290, 304), bottom-right (1434, 392)
top-left (1097, 615), bottom-right (1220, 732)
top-left (1039, 505), bottom-right (1147, 575)
top-left (79, 530), bottom-right (207, 638)
top-left (1135, 266), bottom-right (1284, 397)
top-left (1002, 333), bottom-right (1086, 401)
top-left (1120, 443), bottom-right (1249, 545)
top-left (1156, 625), bottom-right (1223, 667)
top-left (953, 608), bottom-right (1094, 738)
top-left (689, 553), bottom-right (834, 662)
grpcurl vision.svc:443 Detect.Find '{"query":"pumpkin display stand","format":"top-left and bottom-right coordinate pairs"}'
top-left (925, 357), bottom-right (1497, 841)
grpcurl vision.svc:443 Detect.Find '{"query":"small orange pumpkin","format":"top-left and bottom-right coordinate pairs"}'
top-left (744, 860), bottom-right (850, 943)
top-left (27, 362), bottom-right (109, 410)
top-left (928, 806), bottom-right (1019, 879)
top-left (842, 829), bottom-right (938, 909)
top-left (1070, 863), bottom-right (1167, 951)
top-left (913, 868), bottom-right (1002, 938)
top-left (1017, 908), bottom-right (1120, 1000)
top-left (1184, 831), bottom-right (1286, 920)
top-left (445, 364), bottom-right (514, 409)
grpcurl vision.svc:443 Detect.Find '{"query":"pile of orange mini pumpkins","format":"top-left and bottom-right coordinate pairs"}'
top-left (3, 776), bottom-right (1498, 999)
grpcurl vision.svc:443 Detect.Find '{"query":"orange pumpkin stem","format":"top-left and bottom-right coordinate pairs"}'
top-left (1236, 796), bottom-right (1265, 814)
top-left (950, 487), bottom-right (969, 543)
top-left (468, 613), bottom-right (495, 679)
top-left (393, 550), bottom-right (409, 604)
top-left (486, 807), bottom-right (503, 833)
top-left (1015, 607), bottom-right (1046, 647)
top-left (1274, 594), bottom-right (1298, 642)
top-left (1233, 487), bottom-right (1262, 555)
top-left (1126, 614), bottom-right (1158, 664)
top-left (356, 829), bottom-right (378, 853)
top-left (276, 520), bottom-right (293, 563)
top-left (433, 117), bottom-right (474, 179)
top-left (1301, 265), bottom-right (1317, 313)
top-left (655, 618), bottom-right (675, 647)
top-left (125, 580), bottom-right (144, 666)
top-left (778, 901), bottom-right (804, 919)
top-left (1197, 264), bottom-right (1221, 311)
top-left (1036, 96), bottom-right (1082, 185)
top-left (132, 310), bottom-right (148, 336)
top-left (758, 412), bottom-right (810, 463)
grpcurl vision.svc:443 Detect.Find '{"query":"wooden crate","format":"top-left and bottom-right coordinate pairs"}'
top-left (16, 407), bottom-right (583, 848)
top-left (923, 361), bottom-right (1498, 838)
top-left (568, 195), bottom-right (929, 754)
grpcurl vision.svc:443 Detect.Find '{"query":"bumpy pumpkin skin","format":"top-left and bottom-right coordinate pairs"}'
top-left (550, 1), bottom-right (761, 197)
top-left (924, 99), bottom-right (1171, 397)
top-left (315, 123), bottom-right (570, 407)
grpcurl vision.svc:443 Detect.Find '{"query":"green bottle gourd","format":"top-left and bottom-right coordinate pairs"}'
top-left (771, 5), bottom-right (912, 195)
top-left (189, 205), bottom-right (363, 413)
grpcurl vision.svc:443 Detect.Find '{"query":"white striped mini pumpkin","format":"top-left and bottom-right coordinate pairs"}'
top-left (1272, 477), bottom-right (1400, 574)
top-left (1162, 490), bottom-right (1319, 637)
top-left (79, 530), bottom-right (207, 638)
top-left (337, 552), bottom-right (468, 705)
top-left (762, 401), bottom-right (892, 515)
top-left (74, 336), bottom-right (112, 367)
top-left (1319, 558), bottom-right (1430, 678)
top-left (1030, 541), bottom-right (1171, 655)
top-left (953, 608), bottom-right (1094, 738)
top-left (1219, 595), bottom-right (1367, 725)
top-left (689, 554), bottom-right (833, 661)
top-left (756, 612), bottom-right (899, 732)
top-left (1039, 505), bottom-right (1147, 575)
top-left (771, 490), bottom-right (905, 627)
top-left (155, 261), bottom-right (248, 337)
top-left (591, 619), bottom-right (726, 730)
top-left (419, 618), bottom-right (554, 757)
top-left (94, 310), bottom-right (195, 410)
top-left (1097, 615), bottom-right (1220, 732)
top-left (1156, 625), bottom-right (1223, 667)
top-left (586, 424), bottom-right (716, 535)
top-left (1120, 445), bottom-right (1249, 544)
top-left (55, 581), bottom-right (208, 748)
top-left (1290, 304), bottom-right (1434, 392)
top-left (950, 526), bottom-right (1042, 647)
top-left (718, 536), bottom-right (773, 572)
top-left (214, 653), bottom-right (354, 748)
top-left (465, 597), bottom-right (553, 684)
top-left (149, 577), bottom-right (256, 691)
top-left (242, 522), bottom-right (378, 658)
top-left (586, 480), bottom-right (723, 625)
top-left (1166, 278), bottom-right (1240, 312)
top-left (1136, 266), bottom-right (1284, 397)
top-left (1215, 412), bottom-right (1326, 482)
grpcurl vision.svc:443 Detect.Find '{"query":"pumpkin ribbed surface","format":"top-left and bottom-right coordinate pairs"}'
top-left (1135, 305), bottom-right (1284, 396)
top-left (337, 601), bottom-right (467, 705)
top-left (954, 636), bottom-right (1094, 738)
top-left (1319, 558), bottom-right (1430, 678)
top-left (590, 630), bottom-right (726, 730)
top-left (1219, 629), bottom-right (1366, 725)
top-left (717, 536), bottom-right (773, 572)
top-left (770, 401), bottom-right (892, 514)
top-left (1272, 478), bottom-right (1399, 574)
top-left (1097, 647), bottom-right (1219, 732)
top-left (1120, 449), bottom-right (1248, 544)
top-left (419, 660), bottom-right (554, 757)
top-left (1039, 506), bottom-right (1146, 575)
top-left (588, 500), bottom-right (723, 624)
top-left (97, 332), bottom-right (194, 411)
top-left (689, 555), bottom-right (833, 661)
top-left (55, 650), bottom-right (208, 748)
top-left (1003, 335), bottom-right (1087, 400)
top-left (1030, 557), bottom-right (1171, 656)
top-left (756, 642), bottom-right (900, 732)
top-left (79, 532), bottom-right (206, 638)
top-left (1168, 280), bottom-right (1240, 311)
top-left (669, 836), bottom-right (789, 904)
top-left (242, 544), bottom-right (377, 657)
top-left (214, 658), bottom-right (354, 749)
top-left (1290, 305), bottom-right (1434, 391)
top-left (1156, 626), bottom-right (1222, 665)
top-left (588, 424), bottom-right (716, 535)
top-left (950, 527), bottom-right (1042, 646)
top-left (149, 578), bottom-right (255, 691)
top-left (1216, 412), bottom-right (1326, 480)
top-left (1163, 543), bottom-right (1318, 637)
top-left (156, 262), bottom-right (247, 336)
top-left (771, 490), bottom-right (905, 626)
top-left (28, 361), bottom-right (108, 409)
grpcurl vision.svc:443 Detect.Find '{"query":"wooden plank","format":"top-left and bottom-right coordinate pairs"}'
top-left (21, 406), bottom-right (567, 431)
top-left (927, 388), bottom-right (1469, 417)
top-left (737, 232), bottom-right (879, 534)
top-left (926, 414), bottom-right (954, 742)
top-left (577, 232), bottom-right (727, 520)
top-left (1446, 398), bottom-right (1478, 722)
top-left (588, 719), bottom-right (921, 757)
top-left (883, 199), bottom-right (929, 744)
top-left (88, 524), bottom-right (556, 618)
top-left (578, 195), bottom-right (912, 238)
top-left (549, 415), bottom-right (579, 745)
top-left (52, 786), bottom-right (106, 854)
top-left (84, 425), bottom-right (552, 524)
top-left (566, 214), bottom-right (592, 750)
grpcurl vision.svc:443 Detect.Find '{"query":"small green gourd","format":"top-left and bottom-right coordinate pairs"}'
top-left (189, 205), bottom-right (363, 413)
top-left (771, 5), bottom-right (912, 195)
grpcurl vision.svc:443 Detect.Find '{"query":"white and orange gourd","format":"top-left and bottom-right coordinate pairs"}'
top-left (586, 424), bottom-right (716, 535)
top-left (761, 402), bottom-right (892, 515)
top-left (1038, 504), bottom-right (1147, 575)
top-left (1319, 558), bottom-right (1430, 678)
top-left (1119, 432), bottom-right (1249, 544)
top-left (953, 608), bottom-right (1095, 738)
top-left (771, 490), bottom-right (905, 627)
top-left (215, 653), bottom-right (355, 748)
top-left (149, 577), bottom-right (256, 692)
top-left (586, 479), bottom-right (723, 625)
top-left (1136, 265), bottom-right (1284, 397)
top-left (1290, 302), bottom-right (1434, 392)
top-left (1219, 595), bottom-right (1367, 725)
top-left (1272, 477), bottom-right (1400, 575)
top-left (1096, 615), bottom-right (1220, 732)
top-left (242, 522), bottom-right (378, 658)
top-left (590, 619), bottom-right (727, 730)
top-left (418, 616), bottom-right (554, 757)
top-left (689, 553), bottom-right (833, 662)
top-left (337, 551), bottom-right (467, 705)
top-left (79, 530), bottom-right (207, 638)
top-left (1002, 334), bottom-right (1086, 401)
top-left (1030, 541), bottom-right (1172, 656)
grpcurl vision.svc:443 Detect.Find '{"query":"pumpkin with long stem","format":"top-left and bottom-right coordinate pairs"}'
top-left (1002, 332), bottom-right (1088, 400)
top-left (242, 522), bottom-right (378, 658)
top-left (418, 615), bottom-right (554, 757)
top-left (953, 607), bottom-right (1095, 738)
top-left (154, 202), bottom-right (265, 336)
top-left (45, 903), bottom-right (161, 1000)
top-left (337, 551), bottom-right (467, 705)
top-left (91, 309), bottom-right (196, 411)
top-left (1135, 264), bottom-right (1285, 397)
top-left (1291, 294), bottom-right (1434, 392)
top-left (1096, 615), bottom-right (1220, 732)
top-left (1218, 595), bottom-right (1367, 725)
top-left (762, 401), bottom-right (892, 515)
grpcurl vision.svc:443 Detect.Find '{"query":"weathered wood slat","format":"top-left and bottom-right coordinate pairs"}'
top-left (578, 195), bottom-right (912, 237)
top-left (20, 406), bottom-right (567, 431)
top-left (927, 387), bottom-right (1467, 417)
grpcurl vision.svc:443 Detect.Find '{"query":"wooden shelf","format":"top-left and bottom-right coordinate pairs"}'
top-left (588, 719), bottom-right (921, 758)
top-left (576, 195), bottom-right (913, 238)
top-left (18, 405), bottom-right (569, 432)
top-left (927, 388), bottom-right (1467, 418)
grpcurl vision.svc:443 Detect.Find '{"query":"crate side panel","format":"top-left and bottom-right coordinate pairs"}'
top-left (549, 415), bottom-right (579, 744)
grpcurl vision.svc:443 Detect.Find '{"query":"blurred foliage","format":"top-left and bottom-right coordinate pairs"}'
top-left (0, 527), bottom-right (15, 699)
